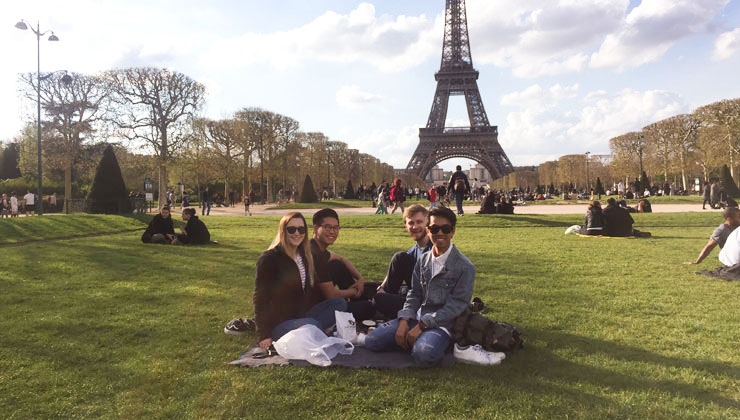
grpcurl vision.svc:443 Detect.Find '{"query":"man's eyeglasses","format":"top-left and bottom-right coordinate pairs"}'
top-left (286, 226), bottom-right (307, 235)
top-left (320, 224), bottom-right (340, 232)
top-left (428, 224), bottom-right (453, 234)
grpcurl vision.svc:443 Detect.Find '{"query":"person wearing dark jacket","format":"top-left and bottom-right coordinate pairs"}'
top-left (602, 198), bottom-right (651, 237)
top-left (141, 206), bottom-right (175, 244)
top-left (495, 196), bottom-right (514, 214)
top-left (476, 191), bottom-right (497, 214)
top-left (447, 165), bottom-right (471, 216)
top-left (253, 212), bottom-right (347, 350)
top-left (173, 208), bottom-right (210, 244)
top-left (580, 201), bottom-right (604, 235)
top-left (201, 187), bottom-right (211, 216)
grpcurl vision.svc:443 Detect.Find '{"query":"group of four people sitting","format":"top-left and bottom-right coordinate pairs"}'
top-left (581, 198), bottom-right (651, 237)
top-left (249, 205), bottom-right (474, 366)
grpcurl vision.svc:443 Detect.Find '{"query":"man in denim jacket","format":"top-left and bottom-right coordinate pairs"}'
top-left (365, 206), bottom-right (475, 366)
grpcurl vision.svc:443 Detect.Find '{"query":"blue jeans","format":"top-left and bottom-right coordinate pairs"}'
top-left (364, 318), bottom-right (451, 367)
top-left (202, 201), bottom-right (211, 215)
top-left (455, 193), bottom-right (465, 215)
top-left (271, 297), bottom-right (347, 341)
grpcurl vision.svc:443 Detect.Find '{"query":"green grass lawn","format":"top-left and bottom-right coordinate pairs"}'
top-left (529, 194), bottom-right (703, 206)
top-left (0, 214), bottom-right (150, 244)
top-left (1, 213), bottom-right (739, 419)
top-left (267, 198), bottom-right (436, 209)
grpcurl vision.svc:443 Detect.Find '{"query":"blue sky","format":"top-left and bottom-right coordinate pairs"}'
top-left (3, 0), bottom-right (740, 171)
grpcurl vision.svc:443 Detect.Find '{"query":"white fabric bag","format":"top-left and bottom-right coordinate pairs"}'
top-left (273, 324), bottom-right (354, 367)
top-left (334, 310), bottom-right (357, 343)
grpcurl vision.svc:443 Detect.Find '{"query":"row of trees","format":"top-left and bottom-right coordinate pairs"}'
top-left (493, 98), bottom-right (740, 192)
top-left (7, 67), bottom-right (395, 207)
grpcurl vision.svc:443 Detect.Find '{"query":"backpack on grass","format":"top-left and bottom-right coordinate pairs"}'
top-left (452, 301), bottom-right (523, 353)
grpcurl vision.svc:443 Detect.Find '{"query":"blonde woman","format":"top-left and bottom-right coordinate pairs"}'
top-left (253, 212), bottom-right (347, 350)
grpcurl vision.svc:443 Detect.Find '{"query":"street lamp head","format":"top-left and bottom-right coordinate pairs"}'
top-left (15, 21), bottom-right (28, 30)
top-left (48, 33), bottom-right (59, 41)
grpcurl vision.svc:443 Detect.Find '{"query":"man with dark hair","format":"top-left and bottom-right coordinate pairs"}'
top-left (141, 206), bottom-right (175, 244)
top-left (495, 196), bottom-right (514, 215)
top-left (602, 198), bottom-right (651, 237)
top-left (311, 208), bottom-right (376, 321)
top-left (374, 204), bottom-right (432, 319)
top-left (685, 207), bottom-right (740, 265)
top-left (173, 208), bottom-right (211, 245)
top-left (366, 206), bottom-right (476, 367)
top-left (447, 165), bottom-right (470, 216)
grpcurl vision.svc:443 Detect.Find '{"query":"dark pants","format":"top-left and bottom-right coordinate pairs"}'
top-left (202, 201), bottom-right (211, 215)
top-left (455, 192), bottom-right (465, 215)
top-left (703, 199), bottom-right (710, 209)
top-left (327, 260), bottom-right (378, 321)
top-left (374, 251), bottom-right (416, 319)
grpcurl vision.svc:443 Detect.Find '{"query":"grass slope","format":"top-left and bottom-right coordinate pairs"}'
top-left (0, 214), bottom-right (149, 244)
top-left (0, 213), bottom-right (739, 419)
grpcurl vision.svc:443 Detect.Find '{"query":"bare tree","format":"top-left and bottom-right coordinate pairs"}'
top-left (234, 108), bottom-right (274, 203)
top-left (695, 99), bottom-right (740, 178)
top-left (106, 67), bottom-right (205, 208)
top-left (20, 72), bottom-right (109, 212)
top-left (195, 118), bottom-right (245, 204)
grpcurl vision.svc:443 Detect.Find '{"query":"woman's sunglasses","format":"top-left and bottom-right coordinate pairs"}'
top-left (428, 224), bottom-right (453, 234)
top-left (286, 226), bottom-right (306, 235)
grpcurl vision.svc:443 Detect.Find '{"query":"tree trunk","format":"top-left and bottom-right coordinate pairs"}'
top-left (64, 159), bottom-right (72, 214)
top-left (158, 163), bottom-right (168, 210)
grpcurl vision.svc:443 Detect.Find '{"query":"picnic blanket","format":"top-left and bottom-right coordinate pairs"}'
top-left (697, 263), bottom-right (740, 282)
top-left (230, 346), bottom-right (455, 369)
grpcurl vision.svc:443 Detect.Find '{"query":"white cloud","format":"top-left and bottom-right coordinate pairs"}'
top-left (203, 3), bottom-right (441, 73)
top-left (713, 28), bottom-right (740, 60)
top-left (348, 125), bottom-right (421, 168)
top-left (500, 88), bottom-right (687, 163)
top-left (336, 85), bottom-right (385, 109)
top-left (500, 83), bottom-right (579, 107)
top-left (590, 0), bottom-right (729, 69)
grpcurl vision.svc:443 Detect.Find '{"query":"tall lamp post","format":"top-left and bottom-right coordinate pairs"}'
top-left (585, 151), bottom-right (591, 192)
top-left (15, 20), bottom-right (62, 216)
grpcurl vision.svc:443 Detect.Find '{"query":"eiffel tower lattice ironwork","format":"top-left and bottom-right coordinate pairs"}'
top-left (406, 0), bottom-right (513, 180)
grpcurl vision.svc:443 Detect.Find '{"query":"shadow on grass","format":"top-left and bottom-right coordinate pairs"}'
top-left (457, 327), bottom-right (740, 412)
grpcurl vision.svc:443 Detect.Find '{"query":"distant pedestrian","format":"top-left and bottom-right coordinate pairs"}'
top-left (10, 192), bottom-right (19, 217)
top-left (23, 190), bottom-right (35, 216)
top-left (201, 187), bottom-right (211, 216)
top-left (390, 179), bottom-right (405, 214)
top-left (448, 165), bottom-right (470, 215)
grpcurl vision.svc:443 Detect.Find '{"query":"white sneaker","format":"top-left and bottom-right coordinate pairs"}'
top-left (454, 343), bottom-right (506, 366)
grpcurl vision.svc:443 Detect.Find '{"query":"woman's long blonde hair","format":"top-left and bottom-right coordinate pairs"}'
top-left (269, 212), bottom-right (315, 287)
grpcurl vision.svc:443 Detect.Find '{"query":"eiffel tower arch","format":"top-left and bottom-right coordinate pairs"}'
top-left (406, 0), bottom-right (513, 181)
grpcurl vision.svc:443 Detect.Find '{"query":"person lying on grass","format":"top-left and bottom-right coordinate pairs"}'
top-left (684, 207), bottom-right (740, 265)
top-left (374, 204), bottom-right (432, 320)
top-left (365, 206), bottom-right (475, 367)
top-left (310, 208), bottom-right (377, 322)
top-left (254, 212), bottom-right (347, 350)
top-left (172, 208), bottom-right (210, 245)
top-left (141, 206), bottom-right (175, 244)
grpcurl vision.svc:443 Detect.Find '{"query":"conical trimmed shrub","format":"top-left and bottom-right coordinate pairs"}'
top-left (300, 175), bottom-right (318, 203)
top-left (595, 177), bottom-right (605, 195)
top-left (87, 145), bottom-right (130, 214)
top-left (720, 165), bottom-right (740, 198)
top-left (640, 171), bottom-right (651, 193)
top-left (344, 180), bottom-right (355, 199)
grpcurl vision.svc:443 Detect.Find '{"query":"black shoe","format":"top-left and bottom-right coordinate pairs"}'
top-left (224, 318), bottom-right (255, 335)
top-left (471, 297), bottom-right (489, 313)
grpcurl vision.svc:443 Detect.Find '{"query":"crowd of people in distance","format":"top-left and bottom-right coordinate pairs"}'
top-left (141, 206), bottom-right (211, 245)
top-left (578, 198), bottom-right (652, 237)
top-left (0, 190), bottom-right (59, 218)
top-left (241, 204), bottom-right (489, 367)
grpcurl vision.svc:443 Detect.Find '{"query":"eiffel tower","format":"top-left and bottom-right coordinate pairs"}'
top-left (406, 0), bottom-right (513, 181)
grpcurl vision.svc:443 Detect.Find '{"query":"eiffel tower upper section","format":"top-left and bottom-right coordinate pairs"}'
top-left (406, 0), bottom-right (513, 180)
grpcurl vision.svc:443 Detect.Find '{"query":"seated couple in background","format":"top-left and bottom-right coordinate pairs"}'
top-left (250, 206), bottom-right (477, 366)
top-left (141, 206), bottom-right (210, 245)
top-left (580, 198), bottom-right (651, 237)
